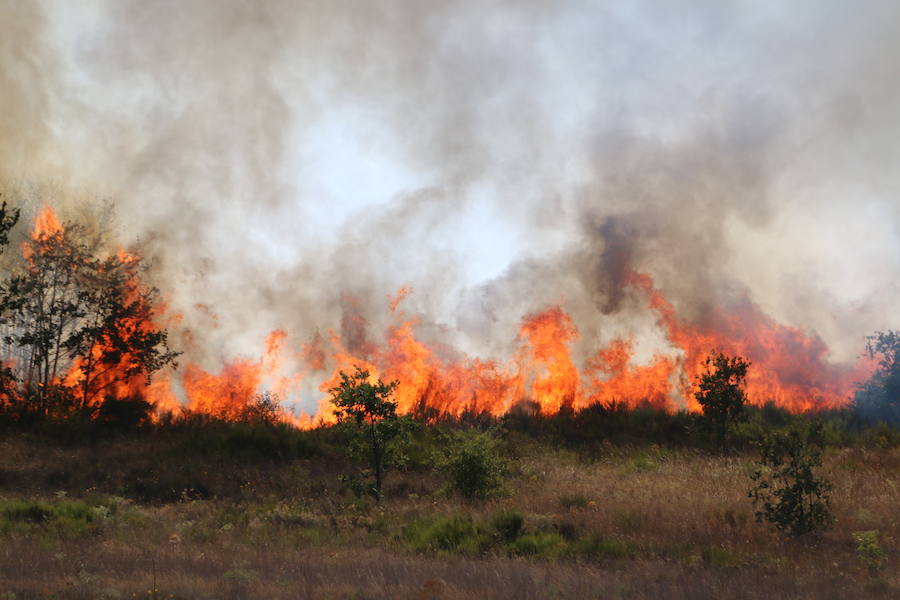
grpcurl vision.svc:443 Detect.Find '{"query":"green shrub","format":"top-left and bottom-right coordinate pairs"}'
top-left (96, 396), bottom-right (153, 430)
top-left (330, 368), bottom-right (417, 501)
top-left (404, 515), bottom-right (492, 555)
top-left (567, 533), bottom-right (634, 561)
top-left (853, 530), bottom-right (887, 573)
top-left (178, 423), bottom-right (319, 462)
top-left (0, 499), bottom-right (98, 538)
top-left (701, 546), bottom-right (741, 568)
top-left (510, 532), bottom-right (566, 558)
top-left (1, 499), bottom-right (52, 523)
top-left (490, 510), bottom-right (524, 543)
top-left (748, 424), bottom-right (833, 536)
top-left (558, 494), bottom-right (589, 510)
top-left (434, 429), bottom-right (506, 500)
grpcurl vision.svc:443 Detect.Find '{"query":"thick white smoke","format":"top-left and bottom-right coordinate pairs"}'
top-left (2, 0), bottom-right (899, 411)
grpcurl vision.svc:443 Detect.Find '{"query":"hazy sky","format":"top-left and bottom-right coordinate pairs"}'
top-left (2, 1), bottom-right (899, 409)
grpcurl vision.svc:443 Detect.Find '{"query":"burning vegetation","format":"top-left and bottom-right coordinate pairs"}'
top-left (0, 203), bottom-right (887, 428)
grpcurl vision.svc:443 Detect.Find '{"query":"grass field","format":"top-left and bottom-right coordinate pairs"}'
top-left (0, 424), bottom-right (896, 599)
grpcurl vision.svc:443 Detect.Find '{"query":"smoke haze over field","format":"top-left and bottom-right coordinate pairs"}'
top-left (2, 0), bottom-right (899, 412)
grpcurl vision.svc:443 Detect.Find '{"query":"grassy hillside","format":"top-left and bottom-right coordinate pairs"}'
top-left (0, 414), bottom-right (897, 599)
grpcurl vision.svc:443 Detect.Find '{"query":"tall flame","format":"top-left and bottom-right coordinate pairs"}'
top-left (31, 205), bottom-right (64, 240)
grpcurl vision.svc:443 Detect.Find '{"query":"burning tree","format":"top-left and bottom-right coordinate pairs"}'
top-left (4, 211), bottom-right (96, 413)
top-left (695, 353), bottom-right (751, 449)
top-left (1, 206), bottom-right (179, 419)
top-left (64, 251), bottom-right (180, 411)
top-left (0, 200), bottom-right (20, 406)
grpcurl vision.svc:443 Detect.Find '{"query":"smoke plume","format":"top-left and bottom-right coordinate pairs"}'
top-left (2, 0), bottom-right (899, 412)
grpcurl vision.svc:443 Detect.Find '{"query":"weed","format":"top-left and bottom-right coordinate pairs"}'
top-left (701, 546), bottom-right (742, 568)
top-left (567, 533), bottom-right (634, 561)
top-left (852, 530), bottom-right (887, 574)
top-left (0, 499), bottom-right (98, 538)
top-left (404, 515), bottom-right (492, 555)
top-left (509, 532), bottom-right (566, 558)
top-left (558, 494), bottom-right (589, 510)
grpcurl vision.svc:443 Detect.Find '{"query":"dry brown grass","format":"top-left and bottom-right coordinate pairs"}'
top-left (0, 434), bottom-right (897, 599)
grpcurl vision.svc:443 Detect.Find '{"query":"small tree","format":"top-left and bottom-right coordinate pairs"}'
top-left (695, 353), bottom-right (750, 450)
top-left (0, 200), bottom-right (20, 407)
top-left (748, 424), bottom-right (833, 536)
top-left (329, 367), bottom-right (414, 500)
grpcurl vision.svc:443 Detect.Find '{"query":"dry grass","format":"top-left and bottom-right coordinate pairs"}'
top-left (0, 434), bottom-right (897, 599)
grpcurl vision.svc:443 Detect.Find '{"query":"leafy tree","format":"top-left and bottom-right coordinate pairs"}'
top-left (435, 429), bottom-right (506, 500)
top-left (855, 330), bottom-right (900, 423)
top-left (0, 200), bottom-right (18, 248)
top-left (3, 217), bottom-right (95, 413)
top-left (64, 252), bottom-right (179, 410)
top-left (695, 353), bottom-right (750, 449)
top-left (748, 424), bottom-right (833, 536)
top-left (1, 208), bottom-right (178, 418)
top-left (329, 367), bottom-right (415, 500)
top-left (0, 200), bottom-right (20, 406)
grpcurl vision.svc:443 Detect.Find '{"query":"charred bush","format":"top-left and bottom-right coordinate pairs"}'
top-left (97, 395), bottom-right (153, 431)
top-left (124, 466), bottom-right (212, 504)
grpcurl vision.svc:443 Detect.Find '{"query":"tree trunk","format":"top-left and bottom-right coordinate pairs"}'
top-left (370, 420), bottom-right (382, 502)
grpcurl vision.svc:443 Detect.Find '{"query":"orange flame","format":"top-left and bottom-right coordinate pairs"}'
top-left (61, 247), bottom-right (179, 412)
top-left (5, 212), bottom-right (870, 425)
top-left (31, 205), bottom-right (64, 240)
top-left (296, 275), bottom-right (867, 419)
top-left (22, 205), bottom-right (66, 262)
top-left (179, 330), bottom-right (304, 423)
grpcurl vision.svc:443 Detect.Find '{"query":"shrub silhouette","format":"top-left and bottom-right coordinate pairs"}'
top-left (696, 353), bottom-right (750, 450)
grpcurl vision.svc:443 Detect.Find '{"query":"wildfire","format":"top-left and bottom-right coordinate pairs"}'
top-left (31, 205), bottom-right (64, 240)
top-left (120, 276), bottom-right (873, 422)
top-left (292, 274), bottom-right (866, 419)
top-left (21, 205), bottom-right (65, 262)
top-left (7, 207), bottom-right (871, 426)
top-left (181, 330), bottom-right (303, 422)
